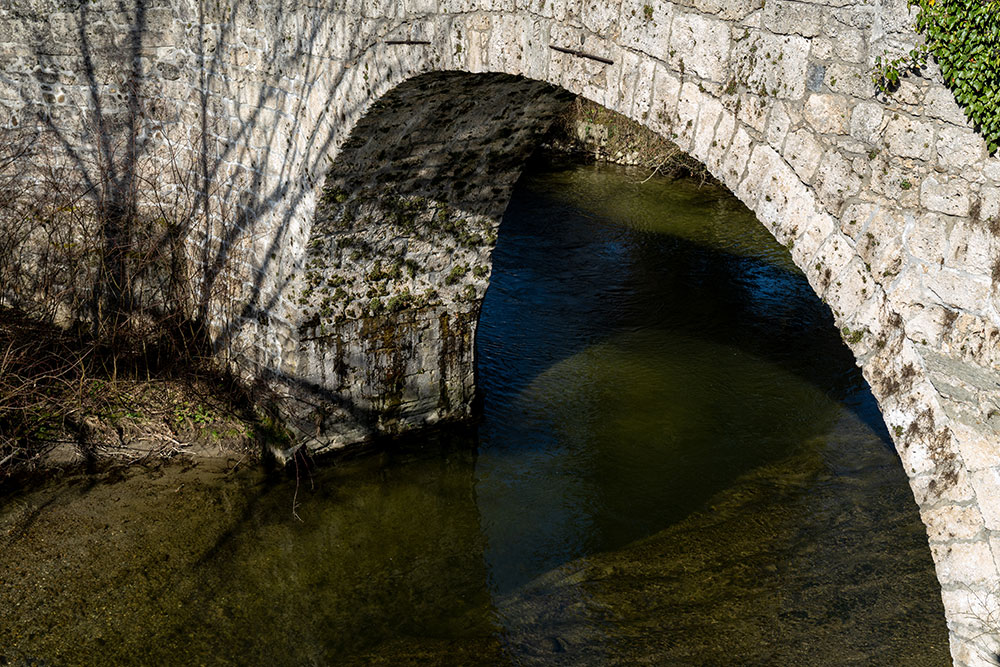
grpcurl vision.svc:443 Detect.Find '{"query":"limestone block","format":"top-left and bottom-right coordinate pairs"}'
top-left (924, 85), bottom-right (969, 126)
top-left (692, 95), bottom-right (723, 163)
top-left (478, 0), bottom-right (518, 10)
top-left (737, 92), bottom-right (770, 133)
top-left (868, 156), bottom-right (925, 207)
top-left (782, 128), bottom-right (823, 182)
top-left (810, 37), bottom-right (834, 61)
top-left (849, 100), bottom-right (884, 145)
top-left (731, 30), bottom-right (810, 100)
top-left (864, 221), bottom-right (906, 283)
top-left (813, 147), bottom-right (863, 210)
top-left (673, 80), bottom-right (701, 152)
top-left (983, 159), bottom-right (1000, 183)
top-left (762, 0), bottom-right (824, 37)
top-left (824, 62), bottom-right (870, 99)
top-left (826, 257), bottom-right (876, 329)
top-left (648, 62), bottom-right (681, 135)
top-left (840, 201), bottom-right (878, 241)
top-left (931, 538), bottom-right (998, 587)
top-left (894, 81), bottom-right (926, 109)
top-left (992, 532), bottom-right (1000, 576)
top-left (952, 421), bottom-right (1000, 472)
top-left (885, 113), bottom-right (936, 161)
top-left (754, 157), bottom-right (813, 245)
top-left (905, 211), bottom-right (952, 264)
top-left (619, 0), bottom-right (672, 58)
top-left (519, 0), bottom-right (571, 20)
top-left (946, 219), bottom-right (996, 276)
top-left (922, 503), bottom-right (986, 542)
top-left (970, 468), bottom-right (1000, 531)
top-left (936, 126), bottom-right (986, 171)
top-left (692, 0), bottom-right (761, 21)
top-left (909, 464), bottom-right (976, 507)
top-left (705, 109), bottom-right (736, 176)
top-left (720, 126), bottom-right (754, 190)
top-left (616, 50), bottom-right (654, 121)
top-left (668, 11), bottom-right (731, 83)
top-left (810, 232), bottom-right (855, 295)
top-left (765, 100), bottom-right (790, 150)
top-left (402, 0), bottom-right (438, 13)
top-left (941, 586), bottom-right (1000, 634)
top-left (520, 16), bottom-right (552, 81)
top-left (827, 26), bottom-right (866, 64)
top-left (921, 175), bottom-right (971, 217)
top-left (804, 93), bottom-right (850, 134)
top-left (488, 15), bottom-right (529, 74)
top-left (979, 185), bottom-right (1000, 223)
top-left (930, 267), bottom-right (992, 314)
top-left (951, 629), bottom-right (1000, 667)
top-left (896, 426), bottom-right (955, 482)
top-left (580, 0), bottom-right (620, 36)
top-left (735, 141), bottom-right (782, 208)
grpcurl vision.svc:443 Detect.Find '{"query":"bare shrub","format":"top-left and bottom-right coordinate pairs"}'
top-left (0, 74), bottom-right (261, 476)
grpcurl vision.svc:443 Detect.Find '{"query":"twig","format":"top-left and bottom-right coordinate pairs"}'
top-left (549, 44), bottom-right (614, 65)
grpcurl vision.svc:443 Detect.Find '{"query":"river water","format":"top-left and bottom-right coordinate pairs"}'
top-left (0, 159), bottom-right (949, 665)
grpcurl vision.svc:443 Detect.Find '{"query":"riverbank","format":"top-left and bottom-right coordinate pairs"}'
top-left (0, 307), bottom-right (282, 481)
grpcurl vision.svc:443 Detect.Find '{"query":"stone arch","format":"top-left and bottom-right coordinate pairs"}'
top-left (3, 0), bottom-right (1000, 662)
top-left (276, 9), bottom-right (1000, 662)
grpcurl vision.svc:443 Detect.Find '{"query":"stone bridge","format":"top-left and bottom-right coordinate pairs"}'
top-left (3, 0), bottom-right (1000, 662)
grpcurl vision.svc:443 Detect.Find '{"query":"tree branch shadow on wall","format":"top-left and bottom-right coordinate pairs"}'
top-left (0, 0), bottom-right (384, 463)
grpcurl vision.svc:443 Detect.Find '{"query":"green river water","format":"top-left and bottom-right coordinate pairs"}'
top-left (0, 159), bottom-right (949, 665)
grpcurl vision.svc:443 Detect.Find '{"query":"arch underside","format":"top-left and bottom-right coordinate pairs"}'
top-left (286, 72), bottom-right (573, 446)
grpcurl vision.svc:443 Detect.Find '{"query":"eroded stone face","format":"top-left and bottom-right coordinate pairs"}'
top-left (3, 0), bottom-right (1000, 662)
top-left (286, 73), bottom-right (571, 449)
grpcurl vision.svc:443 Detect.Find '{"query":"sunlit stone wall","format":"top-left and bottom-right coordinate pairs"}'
top-left (2, 1), bottom-right (1000, 662)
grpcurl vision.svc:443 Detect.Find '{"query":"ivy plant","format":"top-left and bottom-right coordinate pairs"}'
top-left (873, 0), bottom-right (1000, 153)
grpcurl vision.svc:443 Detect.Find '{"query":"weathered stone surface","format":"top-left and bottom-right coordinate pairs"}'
top-left (804, 93), bottom-right (851, 134)
top-left (668, 12), bottom-right (730, 83)
top-left (937, 126), bottom-right (986, 171)
top-left (731, 30), bottom-right (810, 101)
top-left (921, 504), bottom-right (985, 542)
top-left (885, 114), bottom-right (936, 161)
top-left (782, 128), bottom-right (823, 181)
top-left (850, 101), bottom-right (884, 145)
top-left (921, 175), bottom-right (972, 217)
top-left (971, 468), bottom-right (1000, 531)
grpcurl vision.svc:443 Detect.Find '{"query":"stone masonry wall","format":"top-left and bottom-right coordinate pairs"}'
top-left (2, 0), bottom-right (1000, 662)
top-left (290, 72), bottom-right (570, 446)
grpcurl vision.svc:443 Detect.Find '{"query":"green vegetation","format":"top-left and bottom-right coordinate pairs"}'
top-left (0, 307), bottom-right (271, 477)
top-left (841, 325), bottom-right (865, 345)
top-left (445, 264), bottom-right (469, 286)
top-left (874, 0), bottom-right (1000, 151)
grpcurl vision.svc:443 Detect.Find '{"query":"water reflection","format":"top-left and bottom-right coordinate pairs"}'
top-left (475, 159), bottom-right (947, 663)
top-left (0, 158), bottom-right (948, 665)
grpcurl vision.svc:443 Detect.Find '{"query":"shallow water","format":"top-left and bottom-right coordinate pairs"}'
top-left (0, 159), bottom-right (949, 665)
